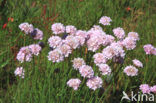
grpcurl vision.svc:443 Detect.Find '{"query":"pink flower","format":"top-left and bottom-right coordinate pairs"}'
top-left (86, 76), bottom-right (103, 90)
top-left (64, 35), bottom-right (80, 49)
top-left (90, 25), bottom-right (103, 31)
top-left (79, 65), bottom-right (94, 78)
top-left (14, 67), bottom-right (25, 78)
top-left (72, 58), bottom-right (85, 70)
top-left (124, 65), bottom-right (138, 76)
top-left (128, 32), bottom-right (139, 41)
top-left (113, 27), bottom-right (125, 39)
top-left (58, 44), bottom-right (72, 57)
top-left (16, 46), bottom-right (32, 63)
top-left (47, 49), bottom-right (64, 63)
top-left (33, 28), bottom-right (43, 40)
top-left (143, 44), bottom-right (155, 55)
top-left (51, 23), bottom-right (65, 34)
top-left (99, 16), bottom-right (112, 26)
top-left (132, 59), bottom-right (143, 68)
top-left (93, 53), bottom-right (107, 65)
top-left (19, 22), bottom-right (34, 34)
top-left (105, 35), bottom-right (115, 45)
top-left (29, 44), bottom-right (42, 56)
top-left (150, 85), bottom-right (156, 93)
top-left (67, 78), bottom-right (81, 90)
top-left (139, 84), bottom-right (151, 94)
top-left (75, 36), bottom-right (85, 46)
top-left (48, 36), bottom-right (62, 48)
top-left (98, 64), bottom-right (111, 75)
top-left (66, 25), bottom-right (77, 35)
top-left (122, 37), bottom-right (136, 50)
top-left (75, 30), bottom-right (87, 38)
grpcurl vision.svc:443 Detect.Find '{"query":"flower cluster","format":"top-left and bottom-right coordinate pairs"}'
top-left (139, 84), bottom-right (156, 94)
top-left (143, 44), bottom-right (156, 55)
top-left (14, 67), bottom-right (25, 78)
top-left (67, 78), bottom-right (81, 90)
top-left (19, 22), bottom-right (43, 40)
top-left (16, 44), bottom-right (42, 63)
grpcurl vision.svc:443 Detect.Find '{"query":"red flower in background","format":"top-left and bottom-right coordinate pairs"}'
top-left (2, 23), bottom-right (7, 29)
top-left (126, 7), bottom-right (131, 11)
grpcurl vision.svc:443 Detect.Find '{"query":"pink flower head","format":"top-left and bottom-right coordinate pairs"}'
top-left (105, 35), bottom-right (115, 45)
top-left (139, 84), bottom-right (151, 94)
top-left (86, 76), bottom-right (103, 90)
top-left (67, 78), bottom-right (81, 90)
top-left (14, 67), bottom-right (25, 78)
top-left (99, 16), bottom-right (112, 26)
top-left (75, 36), bottom-right (86, 46)
top-left (29, 44), bottom-right (42, 56)
top-left (66, 25), bottom-right (77, 35)
top-left (93, 53), bottom-right (107, 65)
top-left (75, 30), bottom-right (87, 38)
top-left (98, 64), bottom-right (111, 75)
top-left (90, 25), bottom-right (103, 31)
top-left (64, 35), bottom-right (80, 49)
top-left (122, 37), bottom-right (136, 50)
top-left (33, 28), bottom-right (43, 40)
top-left (47, 49), bottom-right (64, 63)
top-left (16, 46), bottom-right (32, 63)
top-left (19, 22), bottom-right (34, 34)
top-left (128, 32), bottom-right (139, 41)
top-left (51, 23), bottom-right (65, 34)
top-left (113, 27), bottom-right (125, 39)
top-left (72, 58), bottom-right (85, 70)
top-left (124, 65), bottom-right (138, 76)
top-left (79, 65), bottom-right (94, 78)
top-left (48, 36), bottom-right (62, 48)
top-left (143, 44), bottom-right (155, 55)
top-left (132, 59), bottom-right (143, 68)
top-left (150, 85), bottom-right (156, 93)
top-left (58, 44), bottom-right (72, 57)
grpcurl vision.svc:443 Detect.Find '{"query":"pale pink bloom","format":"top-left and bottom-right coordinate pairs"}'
top-left (93, 53), bottom-right (107, 65)
top-left (90, 25), bottom-right (103, 31)
top-left (33, 28), bottom-right (43, 40)
top-left (19, 22), bottom-right (34, 34)
top-left (152, 48), bottom-right (156, 55)
top-left (64, 35), bottom-right (80, 49)
top-left (124, 65), bottom-right (138, 76)
top-left (98, 64), bottom-right (111, 75)
top-left (128, 32), bottom-right (139, 41)
top-left (72, 58), bottom-right (85, 70)
top-left (143, 44), bottom-right (155, 55)
top-left (150, 85), bottom-right (156, 93)
top-left (48, 36), bottom-right (62, 48)
top-left (79, 65), bottom-right (94, 78)
top-left (99, 16), bottom-right (112, 26)
top-left (139, 84), bottom-right (151, 94)
top-left (132, 59), bottom-right (143, 68)
top-left (86, 76), bottom-right (103, 90)
top-left (51, 23), bottom-right (65, 34)
top-left (75, 30), bottom-right (87, 38)
top-left (14, 67), bottom-right (25, 78)
top-left (75, 36), bottom-right (85, 46)
top-left (58, 44), bottom-right (72, 57)
top-left (105, 35), bottom-right (115, 45)
top-left (67, 78), bottom-right (81, 90)
top-left (113, 27), bottom-right (125, 39)
top-left (66, 25), bottom-right (77, 35)
top-left (122, 37), bottom-right (136, 50)
top-left (16, 46), bottom-right (32, 63)
top-left (29, 44), bottom-right (42, 56)
top-left (47, 49), bottom-right (64, 63)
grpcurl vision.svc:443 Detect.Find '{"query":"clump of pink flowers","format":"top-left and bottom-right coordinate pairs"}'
top-left (72, 58), bottom-right (85, 70)
top-left (132, 59), bottom-right (143, 68)
top-left (14, 67), bottom-right (25, 78)
top-left (79, 65), bottom-right (94, 78)
top-left (67, 78), bottom-right (81, 90)
top-left (143, 44), bottom-right (156, 55)
top-left (123, 65), bottom-right (138, 76)
top-left (86, 76), bottom-right (103, 90)
top-left (113, 27), bottom-right (125, 39)
top-left (51, 23), bottom-right (65, 35)
top-left (139, 84), bottom-right (156, 94)
top-left (99, 16), bottom-right (112, 26)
